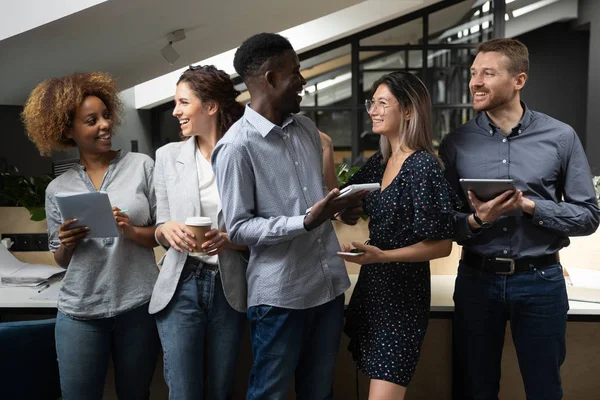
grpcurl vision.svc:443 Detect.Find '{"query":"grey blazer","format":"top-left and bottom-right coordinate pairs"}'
top-left (148, 138), bottom-right (248, 314)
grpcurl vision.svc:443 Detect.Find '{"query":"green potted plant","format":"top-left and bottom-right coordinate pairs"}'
top-left (0, 171), bottom-right (53, 221)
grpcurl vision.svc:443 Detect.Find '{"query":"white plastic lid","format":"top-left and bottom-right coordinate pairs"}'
top-left (185, 216), bottom-right (212, 226)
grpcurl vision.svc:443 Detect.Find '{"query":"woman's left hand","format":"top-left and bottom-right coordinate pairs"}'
top-left (337, 241), bottom-right (387, 265)
top-left (202, 229), bottom-right (229, 255)
top-left (113, 207), bottom-right (133, 238)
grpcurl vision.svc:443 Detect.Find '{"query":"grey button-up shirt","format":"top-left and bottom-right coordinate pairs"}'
top-left (212, 105), bottom-right (350, 309)
top-left (439, 103), bottom-right (600, 258)
top-left (45, 150), bottom-right (158, 319)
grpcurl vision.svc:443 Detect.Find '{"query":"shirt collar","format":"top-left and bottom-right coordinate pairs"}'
top-left (75, 149), bottom-right (127, 171)
top-left (243, 104), bottom-right (295, 138)
top-left (478, 101), bottom-right (534, 136)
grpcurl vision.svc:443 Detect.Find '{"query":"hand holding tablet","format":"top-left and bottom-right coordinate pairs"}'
top-left (459, 179), bottom-right (516, 202)
top-left (333, 183), bottom-right (381, 201)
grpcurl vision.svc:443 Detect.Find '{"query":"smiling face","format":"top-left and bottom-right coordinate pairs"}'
top-left (64, 95), bottom-right (113, 153)
top-left (470, 51), bottom-right (525, 112)
top-left (172, 82), bottom-right (216, 137)
top-left (368, 84), bottom-right (406, 138)
top-left (271, 50), bottom-right (306, 115)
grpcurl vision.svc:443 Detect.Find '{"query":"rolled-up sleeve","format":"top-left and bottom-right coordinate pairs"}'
top-left (45, 191), bottom-right (62, 253)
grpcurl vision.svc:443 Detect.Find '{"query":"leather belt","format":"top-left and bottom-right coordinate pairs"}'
top-left (461, 249), bottom-right (559, 275)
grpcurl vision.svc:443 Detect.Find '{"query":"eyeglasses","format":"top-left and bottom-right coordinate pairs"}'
top-left (364, 99), bottom-right (399, 115)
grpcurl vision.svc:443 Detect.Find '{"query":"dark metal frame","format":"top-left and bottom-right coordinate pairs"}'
top-left (150, 0), bottom-right (507, 158)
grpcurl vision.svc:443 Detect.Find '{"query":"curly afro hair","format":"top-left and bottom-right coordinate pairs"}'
top-left (22, 72), bottom-right (123, 156)
top-left (233, 33), bottom-right (294, 81)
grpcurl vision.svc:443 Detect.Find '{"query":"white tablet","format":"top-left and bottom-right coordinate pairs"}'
top-left (335, 183), bottom-right (381, 200)
top-left (336, 251), bottom-right (365, 256)
top-left (459, 179), bottom-right (516, 202)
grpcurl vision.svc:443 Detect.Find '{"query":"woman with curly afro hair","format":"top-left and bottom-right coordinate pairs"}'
top-left (22, 72), bottom-right (160, 399)
top-left (148, 65), bottom-right (248, 399)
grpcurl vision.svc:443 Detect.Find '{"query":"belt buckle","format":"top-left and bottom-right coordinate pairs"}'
top-left (494, 257), bottom-right (515, 275)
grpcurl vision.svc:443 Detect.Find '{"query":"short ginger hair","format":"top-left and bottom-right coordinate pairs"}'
top-left (478, 38), bottom-right (529, 75)
top-left (22, 72), bottom-right (123, 156)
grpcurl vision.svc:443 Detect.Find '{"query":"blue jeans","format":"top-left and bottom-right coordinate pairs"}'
top-left (155, 257), bottom-right (246, 400)
top-left (55, 303), bottom-right (160, 400)
top-left (453, 260), bottom-right (568, 400)
top-left (246, 294), bottom-right (345, 400)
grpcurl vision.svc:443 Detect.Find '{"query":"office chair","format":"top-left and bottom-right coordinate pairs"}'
top-left (0, 318), bottom-right (61, 399)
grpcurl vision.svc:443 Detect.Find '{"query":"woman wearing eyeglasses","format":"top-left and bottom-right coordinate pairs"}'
top-left (337, 71), bottom-right (460, 400)
top-left (149, 65), bottom-right (247, 400)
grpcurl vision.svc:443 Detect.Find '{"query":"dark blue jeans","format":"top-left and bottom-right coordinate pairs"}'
top-left (453, 260), bottom-right (568, 400)
top-left (155, 258), bottom-right (246, 400)
top-left (55, 303), bottom-right (160, 400)
top-left (246, 294), bottom-right (345, 400)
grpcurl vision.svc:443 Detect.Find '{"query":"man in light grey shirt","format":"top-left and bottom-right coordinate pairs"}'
top-left (212, 33), bottom-right (363, 399)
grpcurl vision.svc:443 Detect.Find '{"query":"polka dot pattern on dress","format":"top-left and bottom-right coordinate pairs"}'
top-left (344, 149), bottom-right (461, 386)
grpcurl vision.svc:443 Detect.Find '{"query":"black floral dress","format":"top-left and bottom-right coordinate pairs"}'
top-left (344, 149), bottom-right (461, 386)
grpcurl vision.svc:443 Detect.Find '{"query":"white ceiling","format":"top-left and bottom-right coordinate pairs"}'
top-left (0, 0), bottom-right (361, 105)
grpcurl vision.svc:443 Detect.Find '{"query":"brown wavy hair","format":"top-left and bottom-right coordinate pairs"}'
top-left (21, 72), bottom-right (122, 156)
top-left (177, 65), bottom-right (244, 137)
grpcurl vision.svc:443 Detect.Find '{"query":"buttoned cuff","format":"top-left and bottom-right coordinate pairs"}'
top-left (288, 215), bottom-right (309, 235)
top-left (531, 200), bottom-right (553, 228)
top-left (455, 211), bottom-right (481, 241)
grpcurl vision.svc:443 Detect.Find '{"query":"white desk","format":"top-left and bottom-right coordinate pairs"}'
top-left (1, 276), bottom-right (599, 317)
top-left (345, 274), bottom-right (600, 317)
top-left (0, 282), bottom-right (60, 309)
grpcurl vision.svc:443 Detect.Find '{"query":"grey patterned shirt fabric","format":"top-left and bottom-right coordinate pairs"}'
top-left (439, 103), bottom-right (600, 258)
top-left (45, 150), bottom-right (159, 319)
top-left (212, 105), bottom-right (350, 309)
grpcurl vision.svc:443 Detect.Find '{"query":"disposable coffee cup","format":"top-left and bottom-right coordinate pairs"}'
top-left (185, 217), bottom-right (212, 255)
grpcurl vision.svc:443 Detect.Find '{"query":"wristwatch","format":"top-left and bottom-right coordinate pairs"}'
top-left (473, 213), bottom-right (493, 229)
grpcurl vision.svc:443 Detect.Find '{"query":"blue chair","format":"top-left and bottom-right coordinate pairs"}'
top-left (0, 318), bottom-right (61, 399)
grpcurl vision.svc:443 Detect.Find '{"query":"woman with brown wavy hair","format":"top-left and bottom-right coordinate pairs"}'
top-left (22, 72), bottom-right (160, 399)
top-left (148, 65), bottom-right (248, 400)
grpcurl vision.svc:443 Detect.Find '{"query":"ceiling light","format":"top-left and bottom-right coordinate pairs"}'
top-left (482, 1), bottom-right (490, 13)
top-left (505, 13), bottom-right (510, 21)
top-left (160, 29), bottom-right (186, 65)
top-left (513, 0), bottom-right (559, 18)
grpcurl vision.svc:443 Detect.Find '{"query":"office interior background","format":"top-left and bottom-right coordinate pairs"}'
top-left (1, 1), bottom-right (600, 399)
top-left (1, 0), bottom-right (599, 180)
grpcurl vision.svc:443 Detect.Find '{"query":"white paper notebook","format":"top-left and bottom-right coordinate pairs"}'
top-left (55, 191), bottom-right (120, 238)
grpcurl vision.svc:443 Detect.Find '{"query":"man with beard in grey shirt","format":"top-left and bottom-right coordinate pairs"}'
top-left (439, 38), bottom-right (599, 400)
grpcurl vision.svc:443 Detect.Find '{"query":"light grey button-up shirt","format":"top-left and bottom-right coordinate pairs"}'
top-left (45, 150), bottom-right (158, 319)
top-left (439, 103), bottom-right (600, 258)
top-left (212, 105), bottom-right (350, 309)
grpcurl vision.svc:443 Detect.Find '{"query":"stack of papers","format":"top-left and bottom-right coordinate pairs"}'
top-left (0, 244), bottom-right (65, 287)
top-left (565, 266), bottom-right (600, 304)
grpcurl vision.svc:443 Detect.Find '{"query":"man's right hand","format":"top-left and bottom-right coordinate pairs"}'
top-left (467, 189), bottom-right (522, 228)
top-left (304, 189), bottom-right (365, 231)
